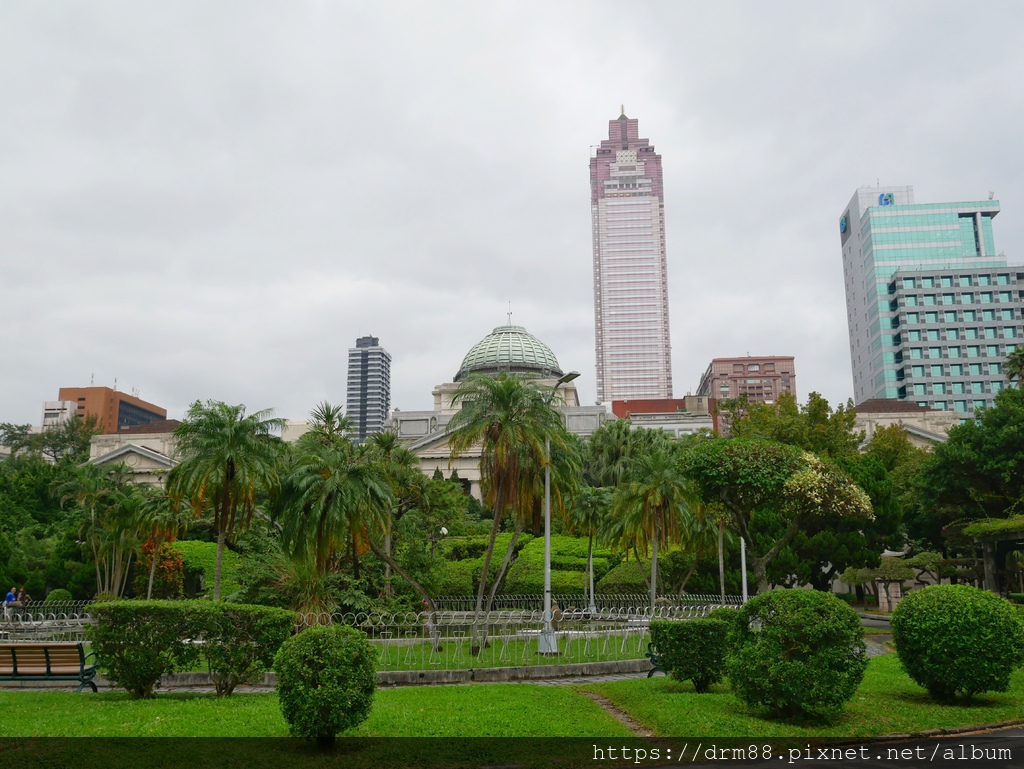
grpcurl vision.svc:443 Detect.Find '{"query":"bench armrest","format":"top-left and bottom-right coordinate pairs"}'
top-left (83, 651), bottom-right (98, 666)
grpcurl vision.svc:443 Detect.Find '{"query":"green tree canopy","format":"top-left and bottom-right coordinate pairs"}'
top-left (680, 439), bottom-right (873, 593)
top-left (167, 401), bottom-right (285, 600)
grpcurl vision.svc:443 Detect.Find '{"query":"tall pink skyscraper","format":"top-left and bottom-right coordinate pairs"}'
top-left (590, 109), bottom-right (673, 402)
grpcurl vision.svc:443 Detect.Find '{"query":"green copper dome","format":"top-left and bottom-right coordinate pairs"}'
top-left (455, 325), bottom-right (563, 382)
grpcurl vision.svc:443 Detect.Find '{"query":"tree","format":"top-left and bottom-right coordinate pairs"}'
top-left (681, 439), bottom-right (873, 593)
top-left (132, 488), bottom-right (192, 599)
top-left (1006, 346), bottom-right (1024, 387)
top-left (445, 373), bottom-right (565, 642)
top-left (610, 440), bottom-right (697, 610)
top-left (566, 486), bottom-right (611, 610)
top-left (55, 463), bottom-right (138, 597)
top-left (918, 387), bottom-right (1024, 527)
top-left (166, 401), bottom-right (285, 600)
top-left (728, 391), bottom-right (863, 459)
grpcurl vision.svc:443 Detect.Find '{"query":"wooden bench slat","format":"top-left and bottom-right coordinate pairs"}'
top-left (0, 642), bottom-right (97, 691)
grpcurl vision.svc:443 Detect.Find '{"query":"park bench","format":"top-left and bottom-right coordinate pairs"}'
top-left (645, 642), bottom-right (666, 678)
top-left (0, 642), bottom-right (98, 692)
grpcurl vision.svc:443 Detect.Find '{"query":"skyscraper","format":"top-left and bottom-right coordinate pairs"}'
top-left (591, 109), bottom-right (673, 403)
top-left (346, 335), bottom-right (391, 442)
top-left (839, 186), bottom-right (1023, 418)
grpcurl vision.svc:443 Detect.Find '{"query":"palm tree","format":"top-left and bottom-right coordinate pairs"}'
top-left (610, 442), bottom-right (697, 611)
top-left (568, 485), bottom-right (611, 611)
top-left (1007, 347), bottom-right (1024, 387)
top-left (306, 401), bottom-right (353, 446)
top-left (166, 401), bottom-right (285, 600)
top-left (55, 463), bottom-right (141, 597)
top-left (279, 436), bottom-right (437, 609)
top-left (446, 373), bottom-right (565, 640)
top-left (132, 487), bottom-right (193, 599)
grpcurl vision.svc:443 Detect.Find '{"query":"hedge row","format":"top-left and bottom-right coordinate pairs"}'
top-left (88, 600), bottom-right (295, 698)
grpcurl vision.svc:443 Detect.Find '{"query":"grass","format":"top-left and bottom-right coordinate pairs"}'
top-left (0, 684), bottom-right (632, 738)
top-left (578, 654), bottom-right (1024, 738)
top-left (369, 629), bottom-right (648, 671)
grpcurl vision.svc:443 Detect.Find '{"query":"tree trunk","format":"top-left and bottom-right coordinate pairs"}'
top-left (587, 532), bottom-right (595, 611)
top-left (368, 540), bottom-right (435, 611)
top-left (650, 525), bottom-right (659, 612)
top-left (718, 522), bottom-right (725, 602)
top-left (214, 529), bottom-right (226, 601)
top-left (382, 517), bottom-right (393, 598)
top-left (147, 535), bottom-right (163, 600)
top-left (633, 542), bottom-right (651, 594)
top-left (485, 519), bottom-right (523, 614)
top-left (472, 481), bottom-right (503, 654)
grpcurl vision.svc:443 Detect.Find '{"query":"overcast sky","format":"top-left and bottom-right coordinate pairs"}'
top-left (3, 1), bottom-right (1023, 426)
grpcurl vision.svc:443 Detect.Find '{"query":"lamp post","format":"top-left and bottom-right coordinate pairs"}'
top-left (539, 370), bottom-right (580, 654)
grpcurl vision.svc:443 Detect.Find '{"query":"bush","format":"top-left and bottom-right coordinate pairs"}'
top-left (596, 559), bottom-right (649, 593)
top-left (43, 588), bottom-right (73, 605)
top-left (728, 589), bottom-right (867, 721)
top-left (705, 606), bottom-right (743, 651)
top-left (87, 601), bottom-right (199, 699)
top-left (275, 625), bottom-right (377, 748)
top-left (192, 603), bottom-right (295, 696)
top-left (1009, 592), bottom-right (1024, 604)
top-left (649, 619), bottom-right (728, 693)
top-left (891, 584), bottom-right (1024, 702)
top-left (172, 541), bottom-right (241, 598)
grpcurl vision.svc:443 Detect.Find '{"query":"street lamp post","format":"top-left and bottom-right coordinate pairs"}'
top-left (539, 370), bottom-right (579, 655)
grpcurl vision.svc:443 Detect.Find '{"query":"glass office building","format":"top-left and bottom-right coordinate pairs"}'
top-left (839, 186), bottom-right (1023, 417)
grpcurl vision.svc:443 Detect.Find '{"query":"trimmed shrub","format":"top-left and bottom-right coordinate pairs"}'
top-left (649, 619), bottom-right (728, 692)
top-left (87, 600), bottom-right (199, 699)
top-left (891, 584), bottom-right (1024, 702)
top-left (172, 541), bottom-right (241, 597)
top-left (275, 625), bottom-right (376, 748)
top-left (705, 606), bottom-right (743, 651)
top-left (728, 589), bottom-right (867, 721)
top-left (596, 559), bottom-right (649, 593)
top-left (192, 603), bottom-right (295, 696)
top-left (1009, 592), bottom-right (1024, 604)
top-left (43, 588), bottom-right (73, 605)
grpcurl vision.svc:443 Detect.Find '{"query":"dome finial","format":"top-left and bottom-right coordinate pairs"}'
top-left (507, 301), bottom-right (512, 326)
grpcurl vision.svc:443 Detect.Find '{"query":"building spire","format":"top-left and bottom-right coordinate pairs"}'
top-left (619, 104), bottom-right (627, 119)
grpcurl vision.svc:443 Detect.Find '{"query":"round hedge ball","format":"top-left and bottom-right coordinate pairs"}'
top-left (728, 589), bottom-right (867, 721)
top-left (274, 625), bottom-right (376, 748)
top-left (891, 584), bottom-right (1024, 702)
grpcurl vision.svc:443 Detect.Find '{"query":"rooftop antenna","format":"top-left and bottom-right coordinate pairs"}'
top-left (989, 191), bottom-right (995, 200)
top-left (113, 377), bottom-right (117, 392)
top-left (90, 373), bottom-right (94, 386)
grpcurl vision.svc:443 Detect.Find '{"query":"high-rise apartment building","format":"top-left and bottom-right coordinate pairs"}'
top-left (696, 356), bottom-right (796, 405)
top-left (346, 335), bottom-right (391, 442)
top-left (840, 186), bottom-right (1023, 417)
top-left (591, 110), bottom-right (673, 403)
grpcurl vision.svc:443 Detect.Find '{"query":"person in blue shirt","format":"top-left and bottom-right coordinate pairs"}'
top-left (4, 586), bottom-right (18, 618)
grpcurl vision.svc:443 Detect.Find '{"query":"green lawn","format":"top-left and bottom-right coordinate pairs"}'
top-left (579, 654), bottom-right (1024, 738)
top-left (0, 684), bottom-right (632, 738)
top-left (369, 629), bottom-right (648, 671)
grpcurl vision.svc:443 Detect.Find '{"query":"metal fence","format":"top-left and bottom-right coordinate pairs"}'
top-left (294, 597), bottom-right (743, 671)
top-left (431, 593), bottom-right (744, 612)
top-left (0, 602), bottom-right (93, 642)
top-left (0, 596), bottom-right (744, 673)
